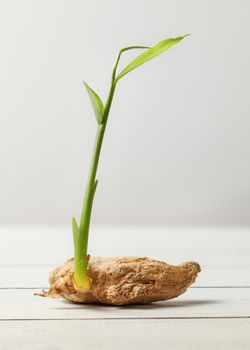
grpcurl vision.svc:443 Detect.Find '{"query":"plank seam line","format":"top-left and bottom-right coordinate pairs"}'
top-left (0, 316), bottom-right (249, 321)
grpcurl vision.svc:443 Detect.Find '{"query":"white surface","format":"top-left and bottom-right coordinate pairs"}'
top-left (0, 226), bottom-right (250, 288)
top-left (1, 0), bottom-right (250, 226)
top-left (0, 226), bottom-right (250, 349)
top-left (1, 319), bottom-right (250, 350)
top-left (0, 288), bottom-right (250, 320)
top-left (1, 226), bottom-right (250, 265)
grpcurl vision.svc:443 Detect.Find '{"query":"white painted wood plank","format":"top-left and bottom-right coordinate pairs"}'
top-left (0, 226), bottom-right (249, 266)
top-left (1, 227), bottom-right (249, 288)
top-left (0, 266), bottom-right (53, 289)
top-left (0, 288), bottom-right (249, 320)
top-left (1, 265), bottom-right (250, 288)
top-left (0, 319), bottom-right (250, 350)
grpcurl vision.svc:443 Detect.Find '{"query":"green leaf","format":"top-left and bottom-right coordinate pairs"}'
top-left (112, 46), bottom-right (150, 82)
top-left (84, 82), bottom-right (104, 124)
top-left (115, 35), bottom-right (189, 81)
top-left (72, 217), bottom-right (80, 244)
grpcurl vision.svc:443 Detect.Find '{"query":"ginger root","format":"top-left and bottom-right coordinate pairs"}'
top-left (38, 257), bottom-right (200, 305)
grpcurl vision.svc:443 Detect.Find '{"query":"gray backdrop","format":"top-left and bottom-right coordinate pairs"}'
top-left (1, 0), bottom-right (249, 225)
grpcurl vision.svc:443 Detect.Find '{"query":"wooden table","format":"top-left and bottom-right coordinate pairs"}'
top-left (0, 226), bottom-right (249, 349)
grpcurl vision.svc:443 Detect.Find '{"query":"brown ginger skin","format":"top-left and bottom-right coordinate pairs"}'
top-left (39, 257), bottom-right (201, 305)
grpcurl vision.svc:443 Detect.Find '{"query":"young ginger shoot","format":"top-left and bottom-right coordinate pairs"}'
top-left (72, 35), bottom-right (189, 291)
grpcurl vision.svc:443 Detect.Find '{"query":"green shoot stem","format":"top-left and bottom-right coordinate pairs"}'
top-left (73, 80), bottom-right (116, 291)
top-left (73, 46), bottom-right (150, 291)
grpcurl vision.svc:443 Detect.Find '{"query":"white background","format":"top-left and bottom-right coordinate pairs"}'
top-left (0, 0), bottom-right (249, 226)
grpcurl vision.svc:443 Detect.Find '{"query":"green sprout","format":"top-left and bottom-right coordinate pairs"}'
top-left (72, 35), bottom-right (189, 291)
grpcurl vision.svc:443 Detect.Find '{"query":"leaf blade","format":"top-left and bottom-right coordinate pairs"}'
top-left (84, 82), bottom-right (104, 124)
top-left (116, 35), bottom-right (189, 81)
top-left (72, 217), bottom-right (80, 245)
